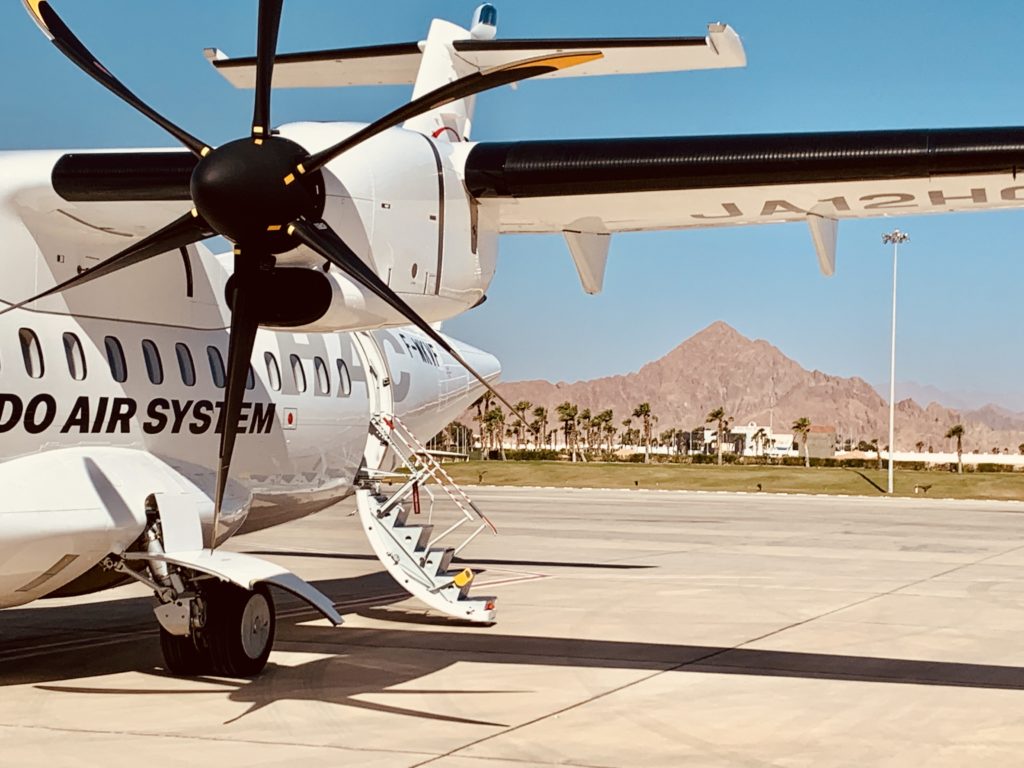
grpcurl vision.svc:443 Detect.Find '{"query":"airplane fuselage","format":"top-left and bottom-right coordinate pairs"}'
top-left (0, 241), bottom-right (496, 607)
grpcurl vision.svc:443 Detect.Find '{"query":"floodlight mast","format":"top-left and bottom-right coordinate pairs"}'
top-left (881, 229), bottom-right (909, 495)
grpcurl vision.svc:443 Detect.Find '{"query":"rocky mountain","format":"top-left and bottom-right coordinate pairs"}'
top-left (879, 380), bottom-right (1024, 413)
top-left (472, 321), bottom-right (1024, 453)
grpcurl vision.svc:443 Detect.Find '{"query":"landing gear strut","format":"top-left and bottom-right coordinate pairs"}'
top-left (103, 496), bottom-right (278, 677)
top-left (160, 582), bottom-right (276, 677)
top-left (103, 494), bottom-right (340, 677)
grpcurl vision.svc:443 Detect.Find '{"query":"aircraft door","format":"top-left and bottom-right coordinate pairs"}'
top-left (352, 330), bottom-right (394, 471)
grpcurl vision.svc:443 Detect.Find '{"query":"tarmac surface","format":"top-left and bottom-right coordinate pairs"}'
top-left (5, 486), bottom-right (1024, 767)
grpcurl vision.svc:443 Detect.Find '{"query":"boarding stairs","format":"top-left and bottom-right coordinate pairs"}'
top-left (356, 413), bottom-right (497, 623)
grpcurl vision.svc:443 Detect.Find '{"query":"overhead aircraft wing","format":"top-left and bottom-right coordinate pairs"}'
top-left (0, 149), bottom-right (218, 322)
top-left (2, 149), bottom-right (193, 257)
top-left (460, 126), bottom-right (1024, 285)
top-left (205, 24), bottom-right (744, 89)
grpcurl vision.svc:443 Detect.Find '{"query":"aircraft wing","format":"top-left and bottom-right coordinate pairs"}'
top-left (0, 149), bottom-right (211, 320)
top-left (460, 126), bottom-right (1024, 284)
top-left (1, 149), bottom-right (193, 264)
top-left (206, 24), bottom-right (744, 89)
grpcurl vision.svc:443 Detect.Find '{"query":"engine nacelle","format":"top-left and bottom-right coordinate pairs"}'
top-left (274, 123), bottom-right (497, 333)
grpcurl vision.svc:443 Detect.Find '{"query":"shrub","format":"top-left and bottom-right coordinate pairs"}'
top-left (896, 461), bottom-right (928, 471)
top-left (977, 462), bottom-right (1016, 473)
top-left (503, 449), bottom-right (560, 461)
top-left (839, 458), bottom-right (869, 468)
top-left (809, 457), bottom-right (839, 468)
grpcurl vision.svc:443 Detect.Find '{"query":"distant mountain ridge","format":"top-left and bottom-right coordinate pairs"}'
top-left (479, 321), bottom-right (1024, 452)
top-left (876, 380), bottom-right (1024, 415)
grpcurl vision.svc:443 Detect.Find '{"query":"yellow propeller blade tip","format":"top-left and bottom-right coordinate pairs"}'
top-left (505, 50), bottom-right (603, 73)
top-left (22, 0), bottom-right (54, 39)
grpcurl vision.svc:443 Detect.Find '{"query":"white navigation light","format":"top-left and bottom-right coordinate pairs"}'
top-left (470, 4), bottom-right (498, 40)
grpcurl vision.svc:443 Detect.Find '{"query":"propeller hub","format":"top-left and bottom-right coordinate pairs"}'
top-left (190, 136), bottom-right (325, 253)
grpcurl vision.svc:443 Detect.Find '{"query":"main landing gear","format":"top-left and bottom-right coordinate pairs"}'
top-left (101, 495), bottom-right (282, 677)
top-left (159, 582), bottom-right (276, 677)
top-left (105, 553), bottom-right (279, 677)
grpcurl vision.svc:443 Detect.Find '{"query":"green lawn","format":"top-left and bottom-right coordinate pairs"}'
top-left (441, 460), bottom-right (1024, 501)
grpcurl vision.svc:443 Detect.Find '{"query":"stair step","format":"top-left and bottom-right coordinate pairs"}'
top-left (439, 567), bottom-right (475, 598)
top-left (394, 524), bottom-right (433, 551)
top-left (421, 547), bottom-right (454, 575)
top-left (394, 497), bottom-right (425, 528)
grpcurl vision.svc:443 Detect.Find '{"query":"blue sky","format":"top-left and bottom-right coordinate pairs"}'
top-left (3, 2), bottom-right (1024, 401)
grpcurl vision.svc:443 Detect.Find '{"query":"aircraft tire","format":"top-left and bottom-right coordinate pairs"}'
top-left (159, 627), bottom-right (209, 676)
top-left (205, 582), bottom-right (276, 677)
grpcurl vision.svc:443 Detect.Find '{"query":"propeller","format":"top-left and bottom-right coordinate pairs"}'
top-left (23, 1), bottom-right (209, 157)
top-left (291, 50), bottom-right (603, 182)
top-left (20, 1), bottom-right (600, 548)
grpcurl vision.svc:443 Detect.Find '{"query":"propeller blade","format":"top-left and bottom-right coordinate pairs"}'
top-left (287, 218), bottom-right (520, 416)
top-left (212, 251), bottom-right (263, 549)
top-left (22, 1), bottom-right (210, 157)
top-left (293, 51), bottom-right (602, 180)
top-left (0, 209), bottom-right (212, 317)
top-left (251, 0), bottom-right (284, 140)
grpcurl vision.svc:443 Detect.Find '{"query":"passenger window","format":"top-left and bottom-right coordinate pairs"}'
top-left (314, 356), bottom-right (330, 395)
top-left (63, 332), bottom-right (86, 381)
top-left (104, 336), bottom-right (127, 383)
top-left (175, 343), bottom-right (196, 387)
top-left (265, 352), bottom-right (281, 391)
top-left (141, 339), bottom-right (163, 385)
top-left (19, 328), bottom-right (44, 379)
top-left (336, 359), bottom-right (352, 396)
top-left (207, 346), bottom-right (226, 389)
top-left (290, 354), bottom-right (307, 393)
top-left (246, 365), bottom-right (255, 390)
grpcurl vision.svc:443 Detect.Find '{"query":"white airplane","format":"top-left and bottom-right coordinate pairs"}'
top-left (4, 1), bottom-right (1024, 676)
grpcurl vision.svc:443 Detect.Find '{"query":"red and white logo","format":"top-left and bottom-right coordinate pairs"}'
top-left (282, 407), bottom-right (298, 430)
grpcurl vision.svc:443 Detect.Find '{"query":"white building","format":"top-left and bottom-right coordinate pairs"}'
top-left (728, 422), bottom-right (795, 457)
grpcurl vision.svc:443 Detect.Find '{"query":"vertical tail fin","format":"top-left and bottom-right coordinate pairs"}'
top-left (402, 5), bottom-right (498, 143)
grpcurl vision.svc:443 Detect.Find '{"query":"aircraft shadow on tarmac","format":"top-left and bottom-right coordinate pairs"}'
top-left (245, 549), bottom-right (657, 570)
top-left (4, 570), bottom-right (1024, 725)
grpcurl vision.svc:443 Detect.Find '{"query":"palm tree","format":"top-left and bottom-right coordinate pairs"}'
top-left (660, 428), bottom-right (678, 455)
top-left (556, 401), bottom-right (579, 462)
top-left (706, 406), bottom-right (730, 466)
top-left (915, 440), bottom-right (925, 454)
top-left (633, 402), bottom-right (655, 463)
top-left (589, 412), bottom-right (603, 454)
top-left (531, 405), bottom-right (548, 448)
top-left (792, 416), bottom-right (812, 468)
top-left (752, 427), bottom-right (767, 457)
top-left (603, 423), bottom-right (616, 451)
top-left (578, 409), bottom-right (593, 457)
top-left (620, 418), bottom-right (633, 446)
top-left (869, 438), bottom-right (882, 471)
top-left (594, 409), bottom-right (614, 451)
top-left (513, 400), bottom-right (532, 448)
top-left (483, 406), bottom-right (506, 461)
top-left (480, 391), bottom-right (496, 458)
top-left (470, 395), bottom-right (487, 459)
top-left (946, 423), bottom-right (965, 474)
